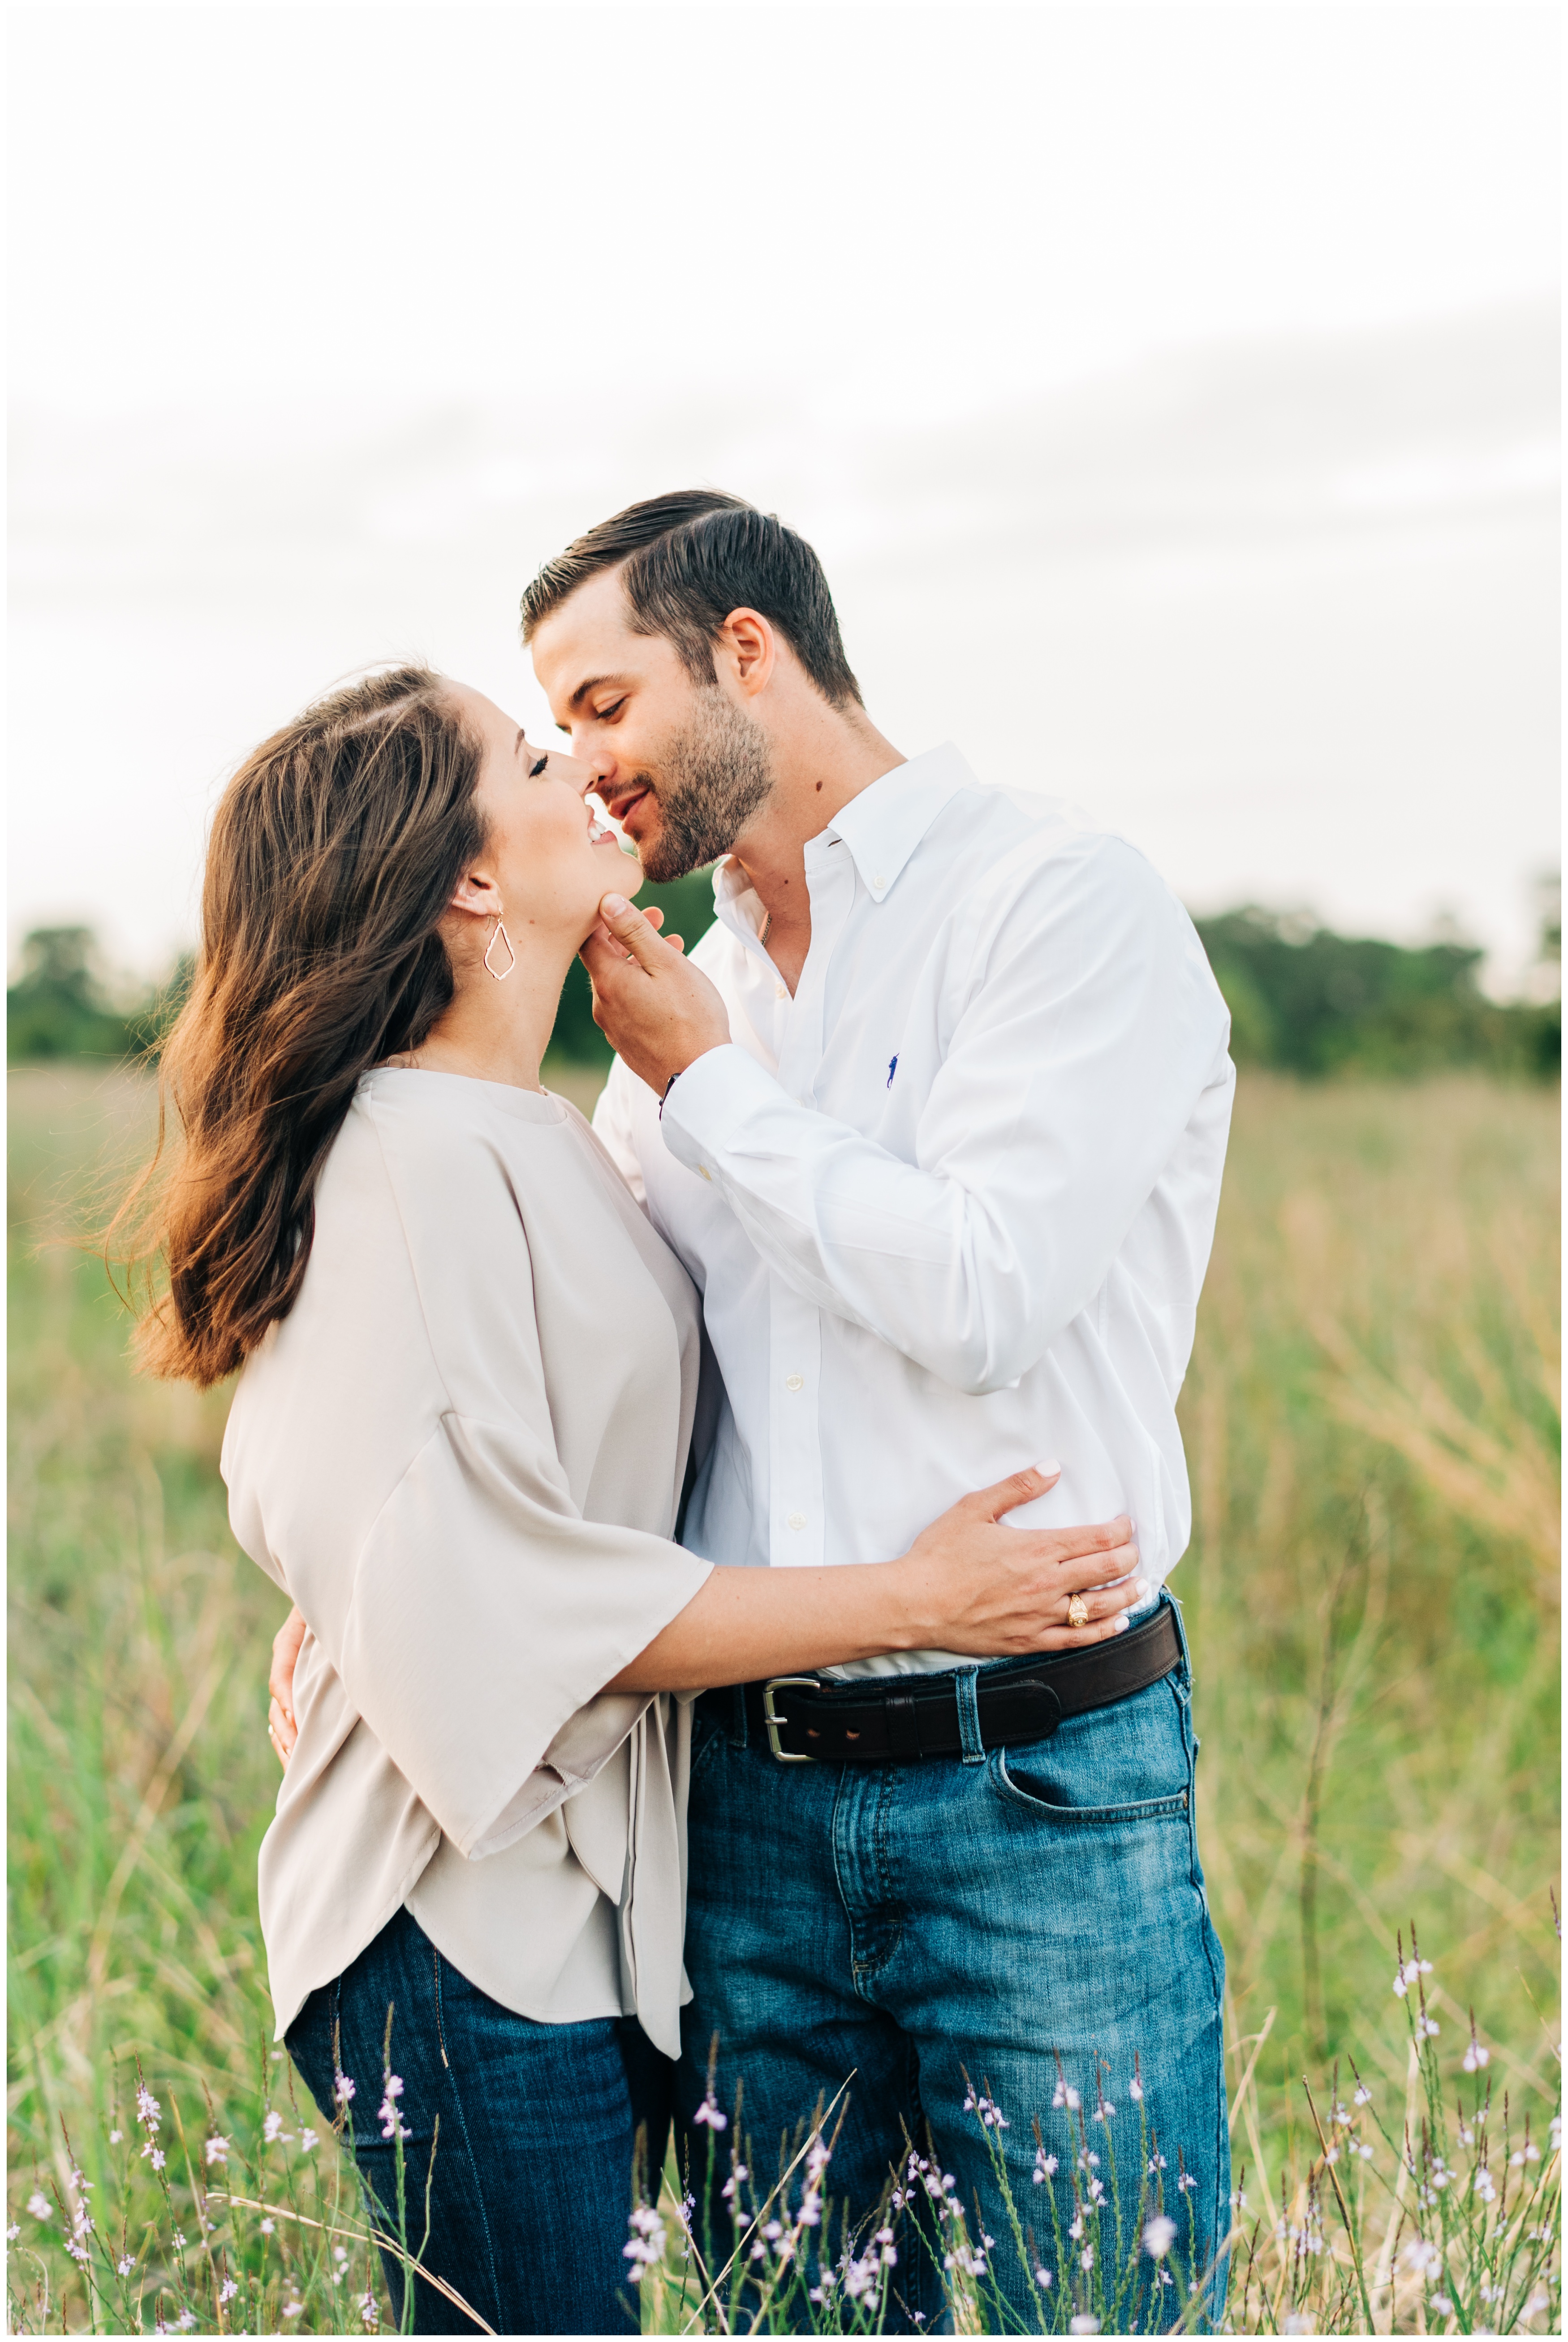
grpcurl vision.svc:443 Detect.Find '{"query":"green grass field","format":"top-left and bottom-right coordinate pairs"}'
top-left (7, 1063), bottom-right (1559, 2333)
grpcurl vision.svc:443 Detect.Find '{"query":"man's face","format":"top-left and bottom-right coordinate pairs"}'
top-left (530, 566), bottom-right (775, 883)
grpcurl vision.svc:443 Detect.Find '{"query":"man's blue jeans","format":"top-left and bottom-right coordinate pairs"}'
top-left (287, 1907), bottom-right (671, 2334)
top-left (677, 1594), bottom-right (1229, 2332)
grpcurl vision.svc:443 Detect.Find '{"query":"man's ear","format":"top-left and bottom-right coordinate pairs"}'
top-left (718, 607), bottom-right (776, 700)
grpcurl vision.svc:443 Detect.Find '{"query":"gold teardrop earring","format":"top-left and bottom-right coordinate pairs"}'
top-left (483, 919), bottom-right (516, 981)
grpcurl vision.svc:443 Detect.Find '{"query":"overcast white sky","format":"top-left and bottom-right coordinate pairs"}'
top-left (8, 4), bottom-right (1560, 987)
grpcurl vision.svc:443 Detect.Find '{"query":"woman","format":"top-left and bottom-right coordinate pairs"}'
top-left (118, 665), bottom-right (1143, 2336)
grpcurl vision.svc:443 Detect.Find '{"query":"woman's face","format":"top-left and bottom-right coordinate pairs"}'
top-left (446, 683), bottom-right (630, 953)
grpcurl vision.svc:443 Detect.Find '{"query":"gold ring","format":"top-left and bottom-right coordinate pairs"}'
top-left (1067, 1594), bottom-right (1090, 1628)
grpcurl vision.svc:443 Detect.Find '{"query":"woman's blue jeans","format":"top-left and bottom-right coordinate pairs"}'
top-left (678, 1593), bottom-right (1229, 2333)
top-left (286, 1907), bottom-right (672, 2334)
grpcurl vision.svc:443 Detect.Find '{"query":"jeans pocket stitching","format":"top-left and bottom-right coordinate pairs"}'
top-left (992, 1751), bottom-right (1191, 1824)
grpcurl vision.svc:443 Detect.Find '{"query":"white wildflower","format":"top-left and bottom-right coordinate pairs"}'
top-left (692, 2089), bottom-right (728, 2130)
top-left (218, 2277), bottom-right (239, 2302)
top-left (26, 2191), bottom-right (50, 2220)
top-left (205, 2135), bottom-right (229, 2166)
top-left (333, 2071), bottom-right (356, 2108)
top-left (1128, 2074), bottom-right (1144, 2102)
top-left (1144, 2214), bottom-right (1177, 2258)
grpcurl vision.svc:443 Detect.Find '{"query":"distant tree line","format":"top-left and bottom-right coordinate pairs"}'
top-left (9, 877), bottom-right (1560, 1080)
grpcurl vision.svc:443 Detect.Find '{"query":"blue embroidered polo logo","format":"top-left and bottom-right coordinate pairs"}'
top-left (887, 1055), bottom-right (898, 1088)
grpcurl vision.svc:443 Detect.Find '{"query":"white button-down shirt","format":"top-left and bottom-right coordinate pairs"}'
top-left (592, 744), bottom-right (1234, 1676)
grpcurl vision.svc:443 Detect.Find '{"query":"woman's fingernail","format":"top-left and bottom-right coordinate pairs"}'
top-left (1036, 1458), bottom-right (1060, 1477)
top-left (1134, 1579), bottom-right (1149, 1598)
top-left (1114, 1613), bottom-right (1130, 1633)
top-left (602, 892), bottom-right (630, 917)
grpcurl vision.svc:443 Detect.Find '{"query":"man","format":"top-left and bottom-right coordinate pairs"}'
top-left (522, 491), bottom-right (1235, 2328)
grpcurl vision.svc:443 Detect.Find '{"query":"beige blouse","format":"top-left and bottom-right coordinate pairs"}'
top-left (221, 1068), bottom-right (714, 2057)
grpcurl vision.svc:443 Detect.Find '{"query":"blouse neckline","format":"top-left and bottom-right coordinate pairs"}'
top-left (361, 1065), bottom-right (569, 1125)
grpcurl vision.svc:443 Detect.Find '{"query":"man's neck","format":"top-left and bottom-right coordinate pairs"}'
top-left (730, 701), bottom-right (904, 993)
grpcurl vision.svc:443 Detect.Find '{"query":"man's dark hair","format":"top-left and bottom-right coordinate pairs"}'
top-left (520, 489), bottom-right (862, 710)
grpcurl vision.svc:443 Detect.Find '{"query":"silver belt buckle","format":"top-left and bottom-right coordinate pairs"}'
top-left (761, 1676), bottom-right (820, 1762)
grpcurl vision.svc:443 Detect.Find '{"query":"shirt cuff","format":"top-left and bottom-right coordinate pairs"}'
top-left (660, 1043), bottom-right (784, 1177)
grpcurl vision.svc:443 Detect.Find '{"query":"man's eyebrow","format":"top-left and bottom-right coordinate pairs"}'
top-left (564, 673), bottom-right (627, 714)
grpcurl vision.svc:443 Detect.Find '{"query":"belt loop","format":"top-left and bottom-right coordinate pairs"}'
top-left (954, 1666), bottom-right (986, 1765)
top-left (1162, 1588), bottom-right (1193, 1679)
top-left (729, 1683), bottom-right (749, 1751)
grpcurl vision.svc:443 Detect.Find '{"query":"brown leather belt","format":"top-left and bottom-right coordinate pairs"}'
top-left (709, 1602), bottom-right (1182, 1764)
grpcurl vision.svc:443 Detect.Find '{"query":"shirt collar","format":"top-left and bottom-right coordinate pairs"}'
top-left (710, 743), bottom-right (975, 931)
top-left (818, 744), bottom-right (974, 902)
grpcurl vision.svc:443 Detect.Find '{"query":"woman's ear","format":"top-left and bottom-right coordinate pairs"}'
top-left (448, 866), bottom-right (501, 920)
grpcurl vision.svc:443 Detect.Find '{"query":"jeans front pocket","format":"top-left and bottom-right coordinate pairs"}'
top-left (993, 1752), bottom-right (1191, 1824)
top-left (988, 1669), bottom-right (1193, 1824)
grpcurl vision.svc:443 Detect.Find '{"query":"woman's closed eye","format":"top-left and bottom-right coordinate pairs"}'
top-left (529, 753), bottom-right (549, 777)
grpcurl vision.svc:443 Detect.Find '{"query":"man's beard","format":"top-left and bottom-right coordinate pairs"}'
top-left (633, 688), bottom-right (776, 883)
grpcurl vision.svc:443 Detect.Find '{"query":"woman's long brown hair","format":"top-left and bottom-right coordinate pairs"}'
top-left (111, 666), bottom-right (486, 1387)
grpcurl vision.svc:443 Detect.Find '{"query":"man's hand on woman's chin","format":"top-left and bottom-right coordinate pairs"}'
top-left (582, 892), bottom-right (733, 1097)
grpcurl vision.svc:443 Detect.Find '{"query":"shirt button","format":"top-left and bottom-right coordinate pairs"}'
top-left (785, 1374), bottom-right (804, 1392)
top-left (698, 1166), bottom-right (712, 1181)
top-left (872, 874), bottom-right (886, 890)
top-left (774, 982), bottom-right (787, 1000)
top-left (787, 1511), bottom-right (806, 1530)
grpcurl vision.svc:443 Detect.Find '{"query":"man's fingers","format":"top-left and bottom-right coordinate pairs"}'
top-left (597, 891), bottom-right (668, 973)
top-left (269, 1604), bottom-right (306, 1717)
